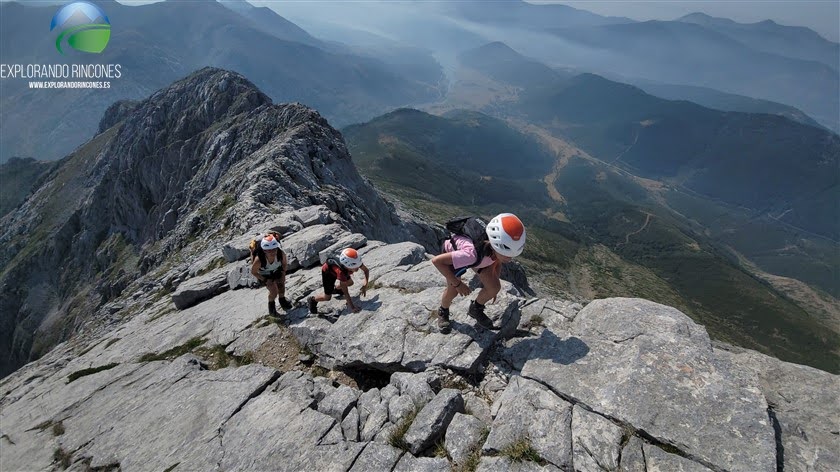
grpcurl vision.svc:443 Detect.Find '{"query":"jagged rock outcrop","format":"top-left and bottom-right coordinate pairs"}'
top-left (97, 100), bottom-right (140, 134)
top-left (0, 68), bottom-right (443, 378)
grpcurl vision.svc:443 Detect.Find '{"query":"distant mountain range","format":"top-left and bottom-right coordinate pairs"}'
top-left (0, 0), bottom-right (444, 162)
top-left (440, 0), bottom-right (632, 29)
top-left (677, 12), bottom-right (839, 69)
top-left (544, 20), bottom-right (838, 132)
top-left (449, 42), bottom-right (839, 242)
top-left (516, 73), bottom-right (839, 241)
top-left (277, 0), bottom-right (839, 132)
top-left (457, 42), bottom-right (571, 90)
top-left (630, 79), bottom-right (824, 129)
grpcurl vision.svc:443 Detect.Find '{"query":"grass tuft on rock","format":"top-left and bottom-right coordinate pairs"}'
top-left (67, 363), bottom-right (119, 383)
top-left (454, 427), bottom-right (489, 472)
top-left (388, 408), bottom-right (419, 451)
top-left (434, 440), bottom-right (451, 460)
top-left (500, 436), bottom-right (545, 465)
top-left (53, 447), bottom-right (72, 469)
top-left (138, 336), bottom-right (206, 362)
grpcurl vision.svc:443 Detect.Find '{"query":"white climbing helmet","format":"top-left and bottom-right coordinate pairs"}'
top-left (339, 248), bottom-right (363, 269)
top-left (260, 234), bottom-right (281, 250)
top-left (486, 213), bottom-right (526, 258)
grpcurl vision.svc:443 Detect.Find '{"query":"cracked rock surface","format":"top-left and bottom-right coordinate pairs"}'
top-left (2, 230), bottom-right (835, 471)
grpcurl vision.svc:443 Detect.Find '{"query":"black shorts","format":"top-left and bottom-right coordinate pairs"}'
top-left (322, 270), bottom-right (339, 295)
top-left (261, 270), bottom-right (284, 282)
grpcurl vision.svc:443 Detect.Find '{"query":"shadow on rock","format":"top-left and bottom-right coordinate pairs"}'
top-left (451, 319), bottom-right (496, 350)
top-left (317, 295), bottom-right (385, 324)
top-left (357, 294), bottom-right (383, 314)
top-left (501, 329), bottom-right (590, 371)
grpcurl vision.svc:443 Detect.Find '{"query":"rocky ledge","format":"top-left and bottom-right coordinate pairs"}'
top-left (1, 213), bottom-right (837, 472)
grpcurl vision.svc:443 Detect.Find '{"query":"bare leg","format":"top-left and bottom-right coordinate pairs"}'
top-left (474, 269), bottom-right (501, 305)
top-left (267, 280), bottom-right (279, 301)
top-left (440, 284), bottom-right (458, 309)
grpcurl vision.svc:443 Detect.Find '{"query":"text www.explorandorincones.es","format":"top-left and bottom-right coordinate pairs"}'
top-left (29, 81), bottom-right (111, 89)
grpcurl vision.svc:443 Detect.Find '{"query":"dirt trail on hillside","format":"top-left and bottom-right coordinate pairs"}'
top-left (616, 212), bottom-right (654, 248)
top-left (507, 120), bottom-right (668, 205)
top-left (506, 119), bottom-right (590, 205)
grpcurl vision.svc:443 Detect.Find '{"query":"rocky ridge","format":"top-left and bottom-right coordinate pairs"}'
top-left (0, 68), bottom-right (441, 378)
top-left (0, 68), bottom-right (836, 472)
top-left (0, 211), bottom-right (837, 471)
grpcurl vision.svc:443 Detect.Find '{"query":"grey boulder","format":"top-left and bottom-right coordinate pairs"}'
top-left (404, 388), bottom-right (464, 455)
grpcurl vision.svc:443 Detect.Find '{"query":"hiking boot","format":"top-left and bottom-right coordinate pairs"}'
top-left (468, 301), bottom-right (494, 329)
top-left (437, 307), bottom-right (451, 334)
top-left (268, 301), bottom-right (279, 317)
top-left (308, 296), bottom-right (318, 315)
top-left (278, 297), bottom-right (293, 310)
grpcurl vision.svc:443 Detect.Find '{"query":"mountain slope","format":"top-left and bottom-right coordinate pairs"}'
top-left (631, 80), bottom-right (824, 129)
top-left (0, 68), bottom-right (440, 378)
top-left (457, 42), bottom-right (571, 90)
top-left (518, 73), bottom-right (840, 241)
top-left (677, 12), bottom-right (839, 70)
top-left (546, 20), bottom-right (839, 132)
top-left (0, 157), bottom-right (55, 218)
top-left (0, 0), bottom-right (443, 162)
top-left (218, 0), bottom-right (325, 48)
top-left (443, 0), bottom-right (632, 29)
top-left (345, 108), bottom-right (555, 180)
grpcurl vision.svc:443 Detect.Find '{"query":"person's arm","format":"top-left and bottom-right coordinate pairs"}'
top-left (360, 264), bottom-right (370, 297)
top-left (251, 258), bottom-right (265, 281)
top-left (281, 252), bottom-right (288, 285)
top-left (339, 280), bottom-right (360, 312)
top-left (432, 253), bottom-right (471, 295)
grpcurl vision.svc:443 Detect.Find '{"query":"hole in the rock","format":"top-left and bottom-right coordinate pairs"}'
top-left (336, 367), bottom-right (393, 391)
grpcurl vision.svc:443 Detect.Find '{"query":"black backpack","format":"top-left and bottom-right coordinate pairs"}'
top-left (325, 257), bottom-right (351, 278)
top-left (444, 216), bottom-right (492, 268)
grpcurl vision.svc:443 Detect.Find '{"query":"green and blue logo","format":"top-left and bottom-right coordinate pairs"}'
top-left (50, 2), bottom-right (111, 55)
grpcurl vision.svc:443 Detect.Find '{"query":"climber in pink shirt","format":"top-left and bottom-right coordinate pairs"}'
top-left (431, 213), bottom-right (527, 334)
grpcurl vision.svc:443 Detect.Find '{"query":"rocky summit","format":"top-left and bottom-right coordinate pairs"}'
top-left (0, 69), bottom-right (838, 472)
top-left (0, 67), bottom-right (440, 378)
